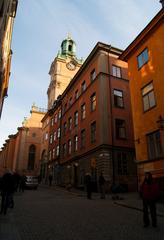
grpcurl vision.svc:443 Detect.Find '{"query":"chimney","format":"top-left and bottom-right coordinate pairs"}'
top-left (160, 0), bottom-right (164, 8)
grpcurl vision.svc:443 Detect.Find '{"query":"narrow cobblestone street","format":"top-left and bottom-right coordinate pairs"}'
top-left (0, 187), bottom-right (164, 240)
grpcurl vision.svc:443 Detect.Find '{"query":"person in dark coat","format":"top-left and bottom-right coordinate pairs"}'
top-left (0, 170), bottom-right (15, 215)
top-left (99, 172), bottom-right (106, 199)
top-left (85, 173), bottom-right (92, 199)
top-left (140, 172), bottom-right (160, 227)
top-left (19, 174), bottom-right (27, 192)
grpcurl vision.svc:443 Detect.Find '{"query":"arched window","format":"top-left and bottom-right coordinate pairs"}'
top-left (28, 145), bottom-right (36, 170)
top-left (68, 44), bottom-right (72, 51)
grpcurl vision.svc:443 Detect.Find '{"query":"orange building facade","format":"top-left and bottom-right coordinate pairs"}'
top-left (44, 42), bottom-right (137, 191)
top-left (120, 8), bottom-right (164, 187)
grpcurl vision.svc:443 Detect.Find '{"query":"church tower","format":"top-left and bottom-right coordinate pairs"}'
top-left (47, 36), bottom-right (83, 110)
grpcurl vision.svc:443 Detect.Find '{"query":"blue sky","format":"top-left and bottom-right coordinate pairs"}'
top-left (0, 0), bottom-right (161, 149)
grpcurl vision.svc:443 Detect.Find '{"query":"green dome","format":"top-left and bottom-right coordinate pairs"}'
top-left (61, 36), bottom-right (76, 57)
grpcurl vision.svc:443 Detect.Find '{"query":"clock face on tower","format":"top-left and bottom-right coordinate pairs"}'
top-left (66, 61), bottom-right (76, 70)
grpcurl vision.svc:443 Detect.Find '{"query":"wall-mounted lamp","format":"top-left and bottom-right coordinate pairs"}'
top-left (157, 115), bottom-right (164, 130)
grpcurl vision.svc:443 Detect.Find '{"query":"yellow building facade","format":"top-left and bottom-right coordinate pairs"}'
top-left (120, 8), bottom-right (164, 186)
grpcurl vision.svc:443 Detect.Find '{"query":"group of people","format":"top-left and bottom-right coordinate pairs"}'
top-left (86, 171), bottom-right (161, 228)
top-left (0, 169), bottom-right (27, 215)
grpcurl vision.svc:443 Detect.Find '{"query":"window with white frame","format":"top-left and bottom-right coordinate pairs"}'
top-left (90, 69), bottom-right (96, 82)
top-left (81, 103), bottom-right (86, 120)
top-left (81, 81), bottom-right (86, 93)
top-left (137, 48), bottom-right (148, 69)
top-left (115, 119), bottom-right (126, 139)
top-left (147, 131), bottom-right (162, 160)
top-left (112, 65), bottom-right (121, 78)
top-left (57, 128), bottom-right (61, 138)
top-left (56, 145), bottom-right (60, 156)
top-left (54, 131), bottom-right (56, 141)
top-left (114, 89), bottom-right (124, 108)
top-left (142, 82), bottom-right (156, 112)
top-left (90, 93), bottom-right (96, 112)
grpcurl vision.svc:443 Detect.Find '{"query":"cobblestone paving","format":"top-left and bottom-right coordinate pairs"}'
top-left (0, 187), bottom-right (164, 240)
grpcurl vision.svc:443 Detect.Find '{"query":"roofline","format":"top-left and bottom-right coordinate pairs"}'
top-left (119, 8), bottom-right (164, 61)
top-left (61, 42), bottom-right (123, 98)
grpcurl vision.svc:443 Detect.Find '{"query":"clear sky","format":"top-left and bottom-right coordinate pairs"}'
top-left (0, 0), bottom-right (161, 149)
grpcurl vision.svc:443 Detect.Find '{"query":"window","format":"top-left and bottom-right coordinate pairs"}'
top-left (54, 131), bottom-right (56, 141)
top-left (63, 144), bottom-right (67, 157)
top-left (90, 69), bottom-right (96, 82)
top-left (63, 122), bottom-right (67, 135)
top-left (68, 44), bottom-right (72, 51)
top-left (50, 134), bottom-right (53, 144)
top-left (115, 119), bottom-right (126, 139)
top-left (68, 140), bottom-right (72, 155)
top-left (64, 103), bottom-right (67, 113)
top-left (51, 118), bottom-right (54, 126)
top-left (114, 89), bottom-right (124, 108)
top-left (117, 152), bottom-right (128, 175)
top-left (75, 90), bottom-right (79, 100)
top-left (54, 114), bottom-right (57, 123)
top-left (91, 122), bottom-right (96, 143)
top-left (68, 117), bottom-right (72, 130)
top-left (137, 48), bottom-right (148, 69)
top-left (69, 97), bottom-right (72, 106)
top-left (45, 132), bottom-right (48, 140)
top-left (90, 93), bottom-right (96, 111)
top-left (58, 109), bottom-right (61, 119)
top-left (74, 135), bottom-right (78, 152)
top-left (81, 129), bottom-right (86, 148)
top-left (147, 131), bottom-right (162, 160)
top-left (112, 65), bottom-right (121, 78)
top-left (56, 145), bottom-right (60, 156)
top-left (57, 128), bottom-right (61, 138)
top-left (74, 111), bottom-right (78, 126)
top-left (81, 104), bottom-right (86, 120)
top-left (81, 81), bottom-right (86, 93)
top-left (142, 82), bottom-right (156, 112)
top-left (28, 145), bottom-right (36, 170)
top-left (52, 148), bottom-right (55, 159)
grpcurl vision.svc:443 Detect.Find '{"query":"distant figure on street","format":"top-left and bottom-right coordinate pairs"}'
top-left (0, 170), bottom-right (15, 215)
top-left (140, 172), bottom-right (160, 228)
top-left (99, 172), bottom-right (106, 199)
top-left (85, 173), bottom-right (92, 199)
top-left (48, 174), bottom-right (53, 187)
top-left (13, 172), bottom-right (21, 192)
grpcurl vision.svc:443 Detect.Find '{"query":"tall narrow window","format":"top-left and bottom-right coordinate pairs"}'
top-left (63, 122), bottom-right (67, 136)
top-left (81, 81), bottom-right (86, 93)
top-left (75, 90), bottom-right (78, 100)
top-left (54, 131), bottom-right (56, 141)
top-left (90, 69), bottom-right (96, 82)
top-left (49, 134), bottom-right (53, 144)
top-left (52, 148), bottom-right (55, 159)
top-left (112, 65), bottom-right (121, 78)
top-left (63, 143), bottom-right (67, 157)
top-left (74, 135), bottom-right (78, 152)
top-left (28, 145), bottom-right (36, 170)
top-left (81, 103), bottom-right (86, 120)
top-left (147, 131), bottom-right (162, 159)
top-left (68, 140), bottom-right (72, 155)
top-left (142, 82), bottom-right (156, 112)
top-left (57, 128), bottom-right (61, 138)
top-left (68, 117), bottom-right (72, 130)
top-left (91, 121), bottom-right (96, 143)
top-left (74, 111), bottom-right (78, 127)
top-left (137, 48), bottom-right (148, 69)
top-left (115, 119), bottom-right (126, 139)
top-left (58, 109), bottom-right (61, 119)
top-left (69, 97), bottom-right (72, 106)
top-left (90, 93), bottom-right (96, 111)
top-left (81, 129), bottom-right (86, 148)
top-left (114, 89), bottom-right (124, 108)
top-left (56, 145), bottom-right (60, 156)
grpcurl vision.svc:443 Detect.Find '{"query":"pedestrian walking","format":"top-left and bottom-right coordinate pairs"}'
top-left (0, 169), bottom-right (15, 215)
top-left (48, 174), bottom-right (53, 186)
top-left (85, 173), bottom-right (92, 199)
top-left (140, 172), bottom-right (160, 228)
top-left (99, 172), bottom-right (106, 199)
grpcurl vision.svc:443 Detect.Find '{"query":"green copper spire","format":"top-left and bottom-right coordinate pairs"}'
top-left (60, 34), bottom-right (76, 57)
